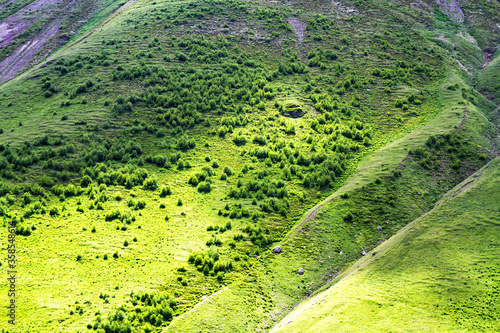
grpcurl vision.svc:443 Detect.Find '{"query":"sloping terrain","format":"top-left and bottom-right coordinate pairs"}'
top-left (476, 49), bottom-right (500, 104)
top-left (0, 0), bottom-right (498, 332)
top-left (271, 156), bottom-right (500, 332)
top-left (0, 0), bottom-right (128, 83)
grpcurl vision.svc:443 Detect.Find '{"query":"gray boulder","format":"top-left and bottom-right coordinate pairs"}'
top-left (298, 268), bottom-right (305, 275)
top-left (273, 246), bottom-right (282, 254)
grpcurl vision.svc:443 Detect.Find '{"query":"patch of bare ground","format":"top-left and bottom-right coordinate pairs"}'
top-left (0, 19), bottom-right (62, 83)
top-left (287, 18), bottom-right (305, 44)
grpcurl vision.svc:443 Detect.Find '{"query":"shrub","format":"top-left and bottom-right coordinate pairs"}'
top-left (105, 209), bottom-right (122, 221)
top-left (160, 185), bottom-right (172, 196)
top-left (177, 198), bottom-right (183, 206)
top-left (188, 175), bottom-right (199, 186)
top-left (136, 200), bottom-right (146, 209)
top-left (143, 177), bottom-right (158, 190)
top-left (80, 175), bottom-right (92, 187)
top-left (223, 166), bottom-right (233, 176)
top-left (343, 211), bottom-right (353, 222)
top-left (233, 136), bottom-right (247, 146)
top-left (252, 135), bottom-right (267, 145)
top-left (197, 181), bottom-right (211, 193)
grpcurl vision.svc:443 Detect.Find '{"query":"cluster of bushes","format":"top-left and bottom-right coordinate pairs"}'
top-left (104, 209), bottom-right (136, 222)
top-left (51, 184), bottom-right (82, 197)
top-left (81, 164), bottom-right (149, 189)
top-left (307, 48), bottom-right (339, 68)
top-left (241, 225), bottom-right (272, 247)
top-left (53, 51), bottom-right (111, 76)
top-left (188, 249), bottom-right (233, 276)
top-left (41, 78), bottom-right (59, 98)
top-left (0, 135), bottom-right (145, 183)
top-left (207, 221), bottom-right (232, 233)
top-left (91, 291), bottom-right (177, 332)
top-left (409, 133), bottom-right (486, 171)
top-left (110, 56), bottom-right (278, 131)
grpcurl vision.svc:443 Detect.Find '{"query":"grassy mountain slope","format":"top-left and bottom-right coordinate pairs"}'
top-left (165, 68), bottom-right (498, 332)
top-left (271, 155), bottom-right (500, 333)
top-left (476, 49), bottom-right (500, 104)
top-left (0, 0), bottom-right (498, 332)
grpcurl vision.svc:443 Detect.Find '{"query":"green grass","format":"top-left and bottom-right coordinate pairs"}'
top-left (271, 156), bottom-right (500, 333)
top-left (476, 54), bottom-right (500, 104)
top-left (0, 0), bottom-right (498, 332)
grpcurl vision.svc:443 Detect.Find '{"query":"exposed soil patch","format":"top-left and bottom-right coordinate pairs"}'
top-left (0, 0), bottom-right (59, 48)
top-left (436, 0), bottom-right (465, 23)
top-left (0, 19), bottom-right (61, 83)
top-left (482, 50), bottom-right (494, 69)
top-left (287, 18), bottom-right (305, 44)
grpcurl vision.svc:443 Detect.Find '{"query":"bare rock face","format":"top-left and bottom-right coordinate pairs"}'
top-left (273, 246), bottom-right (282, 254)
top-left (298, 268), bottom-right (305, 275)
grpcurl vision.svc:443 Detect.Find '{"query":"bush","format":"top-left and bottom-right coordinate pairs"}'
top-left (343, 211), bottom-right (353, 222)
top-left (252, 135), bottom-right (267, 145)
top-left (233, 136), bottom-right (247, 146)
top-left (136, 200), bottom-right (146, 209)
top-left (188, 175), bottom-right (199, 186)
top-left (223, 166), bottom-right (233, 176)
top-left (177, 198), bottom-right (183, 206)
top-left (160, 185), bottom-right (172, 196)
top-left (80, 175), bottom-right (92, 187)
top-left (197, 181), bottom-right (211, 193)
top-left (143, 177), bottom-right (158, 190)
top-left (105, 210), bottom-right (122, 221)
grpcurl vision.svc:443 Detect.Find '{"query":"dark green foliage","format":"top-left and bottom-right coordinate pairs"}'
top-left (197, 181), bottom-right (211, 193)
top-left (233, 136), bottom-right (247, 146)
top-left (142, 177), bottom-right (158, 190)
top-left (223, 166), bottom-right (233, 176)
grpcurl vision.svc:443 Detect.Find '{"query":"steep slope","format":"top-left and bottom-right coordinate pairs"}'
top-left (271, 156), bottom-right (500, 333)
top-left (0, 0), bottom-right (498, 332)
top-left (476, 49), bottom-right (500, 104)
top-left (0, 0), bottom-right (129, 83)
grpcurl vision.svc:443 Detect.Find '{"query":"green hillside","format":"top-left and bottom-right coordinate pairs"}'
top-left (271, 156), bottom-right (500, 333)
top-left (476, 49), bottom-right (500, 104)
top-left (0, 0), bottom-right (498, 332)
